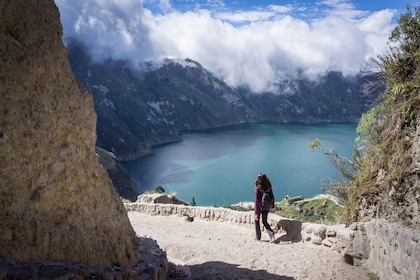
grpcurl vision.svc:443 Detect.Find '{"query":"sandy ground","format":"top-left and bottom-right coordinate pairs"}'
top-left (128, 212), bottom-right (372, 280)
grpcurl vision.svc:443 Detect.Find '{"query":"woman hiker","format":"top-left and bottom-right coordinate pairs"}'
top-left (254, 173), bottom-right (276, 242)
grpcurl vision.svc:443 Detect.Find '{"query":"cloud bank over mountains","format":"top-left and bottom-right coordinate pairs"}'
top-left (55, 0), bottom-right (399, 93)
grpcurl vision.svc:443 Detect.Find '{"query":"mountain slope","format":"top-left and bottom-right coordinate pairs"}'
top-left (67, 39), bottom-right (379, 162)
top-left (65, 39), bottom-right (381, 201)
top-left (68, 41), bottom-right (261, 160)
top-left (248, 71), bottom-right (378, 123)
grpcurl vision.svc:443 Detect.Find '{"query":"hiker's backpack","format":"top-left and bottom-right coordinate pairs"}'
top-left (261, 190), bottom-right (274, 211)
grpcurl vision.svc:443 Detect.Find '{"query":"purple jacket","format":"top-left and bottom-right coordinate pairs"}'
top-left (254, 188), bottom-right (263, 215)
top-left (254, 187), bottom-right (274, 215)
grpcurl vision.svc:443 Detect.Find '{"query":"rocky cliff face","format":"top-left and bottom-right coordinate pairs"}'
top-left (0, 0), bottom-right (140, 266)
top-left (357, 117), bottom-right (420, 229)
top-left (96, 147), bottom-right (139, 201)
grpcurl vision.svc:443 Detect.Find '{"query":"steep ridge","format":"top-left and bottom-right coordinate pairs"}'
top-left (66, 40), bottom-right (380, 202)
top-left (0, 0), bottom-right (140, 267)
top-left (67, 40), bottom-right (379, 162)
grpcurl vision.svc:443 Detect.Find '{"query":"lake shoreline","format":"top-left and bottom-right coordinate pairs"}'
top-left (229, 193), bottom-right (343, 208)
top-left (125, 123), bottom-right (357, 206)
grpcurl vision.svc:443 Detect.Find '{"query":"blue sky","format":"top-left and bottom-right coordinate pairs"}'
top-left (55, 0), bottom-right (412, 93)
top-left (143, 0), bottom-right (409, 23)
top-left (146, 0), bottom-right (407, 11)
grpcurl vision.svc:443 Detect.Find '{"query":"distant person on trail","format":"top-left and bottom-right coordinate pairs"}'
top-left (254, 173), bottom-right (275, 242)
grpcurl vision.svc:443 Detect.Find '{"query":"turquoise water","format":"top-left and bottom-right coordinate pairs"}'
top-left (124, 123), bottom-right (357, 206)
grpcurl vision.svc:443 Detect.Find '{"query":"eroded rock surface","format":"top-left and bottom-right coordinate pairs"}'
top-left (0, 0), bottom-right (140, 267)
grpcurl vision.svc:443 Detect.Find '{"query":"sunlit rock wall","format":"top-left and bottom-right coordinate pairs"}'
top-left (0, 0), bottom-right (140, 266)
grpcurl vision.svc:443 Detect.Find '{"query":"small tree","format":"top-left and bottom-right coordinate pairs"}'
top-left (308, 137), bottom-right (321, 151)
top-left (309, 138), bottom-right (359, 201)
top-left (153, 185), bottom-right (165, 194)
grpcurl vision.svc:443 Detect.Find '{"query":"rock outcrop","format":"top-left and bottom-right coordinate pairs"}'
top-left (96, 146), bottom-right (139, 201)
top-left (356, 111), bottom-right (420, 230)
top-left (0, 0), bottom-right (140, 267)
top-left (136, 193), bottom-right (189, 205)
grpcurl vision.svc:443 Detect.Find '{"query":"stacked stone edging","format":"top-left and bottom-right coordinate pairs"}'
top-left (125, 202), bottom-right (419, 280)
top-left (125, 202), bottom-right (260, 229)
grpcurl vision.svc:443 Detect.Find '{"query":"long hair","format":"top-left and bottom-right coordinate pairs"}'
top-left (255, 173), bottom-right (272, 191)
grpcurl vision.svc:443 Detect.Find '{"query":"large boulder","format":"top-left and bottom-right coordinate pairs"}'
top-left (0, 0), bottom-right (140, 266)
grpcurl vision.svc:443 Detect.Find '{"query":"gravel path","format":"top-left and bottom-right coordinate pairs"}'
top-left (129, 212), bottom-right (372, 280)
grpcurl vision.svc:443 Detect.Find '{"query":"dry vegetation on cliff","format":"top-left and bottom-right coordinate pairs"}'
top-left (345, 5), bottom-right (420, 229)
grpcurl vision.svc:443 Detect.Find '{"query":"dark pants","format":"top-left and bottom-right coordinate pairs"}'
top-left (255, 210), bottom-right (273, 240)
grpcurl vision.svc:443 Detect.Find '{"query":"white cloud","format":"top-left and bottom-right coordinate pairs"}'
top-left (158, 0), bottom-right (172, 12)
top-left (269, 5), bottom-right (294, 14)
top-left (55, 0), bottom-right (397, 93)
top-left (215, 10), bottom-right (277, 23)
top-left (358, 9), bottom-right (395, 34)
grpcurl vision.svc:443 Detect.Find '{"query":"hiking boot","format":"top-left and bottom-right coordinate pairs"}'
top-left (268, 231), bottom-right (275, 242)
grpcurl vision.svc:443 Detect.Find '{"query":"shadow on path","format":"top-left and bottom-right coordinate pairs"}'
top-left (180, 261), bottom-right (295, 280)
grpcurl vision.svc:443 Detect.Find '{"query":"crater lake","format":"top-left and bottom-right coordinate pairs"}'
top-left (124, 123), bottom-right (358, 206)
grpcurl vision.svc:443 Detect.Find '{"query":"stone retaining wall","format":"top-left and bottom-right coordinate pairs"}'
top-left (125, 202), bottom-right (419, 280)
top-left (125, 203), bottom-right (260, 229)
top-left (363, 220), bottom-right (419, 280)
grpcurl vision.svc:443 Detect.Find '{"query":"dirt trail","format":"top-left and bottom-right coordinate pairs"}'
top-left (129, 212), bottom-right (371, 279)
